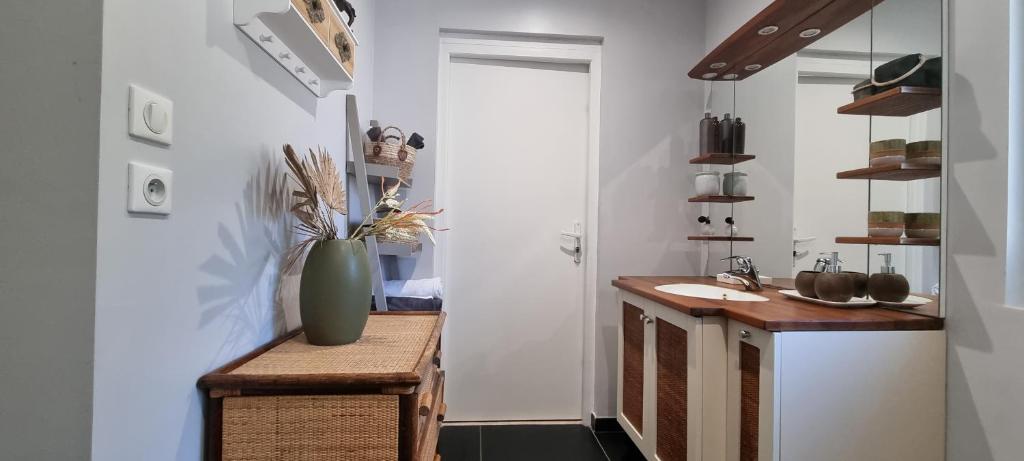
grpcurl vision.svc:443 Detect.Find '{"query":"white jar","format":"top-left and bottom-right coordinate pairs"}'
top-left (723, 172), bottom-right (748, 196)
top-left (695, 171), bottom-right (721, 196)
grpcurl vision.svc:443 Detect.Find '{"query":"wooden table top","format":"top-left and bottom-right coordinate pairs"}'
top-left (612, 276), bottom-right (943, 332)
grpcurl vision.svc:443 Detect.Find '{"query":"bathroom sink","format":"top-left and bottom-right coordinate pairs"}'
top-left (654, 283), bottom-right (769, 302)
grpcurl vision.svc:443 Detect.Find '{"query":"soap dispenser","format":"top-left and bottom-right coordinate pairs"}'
top-left (868, 253), bottom-right (910, 302)
top-left (813, 251), bottom-right (856, 302)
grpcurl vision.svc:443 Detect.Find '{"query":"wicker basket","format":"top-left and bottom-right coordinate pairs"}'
top-left (364, 126), bottom-right (416, 182)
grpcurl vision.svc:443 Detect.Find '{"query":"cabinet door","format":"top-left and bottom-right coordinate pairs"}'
top-left (726, 321), bottom-right (779, 461)
top-left (618, 295), bottom-right (647, 444)
top-left (649, 305), bottom-right (703, 461)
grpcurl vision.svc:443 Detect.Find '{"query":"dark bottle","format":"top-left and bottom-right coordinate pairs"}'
top-left (720, 113), bottom-right (734, 153)
top-left (699, 112), bottom-right (717, 154)
top-left (733, 117), bottom-right (746, 154)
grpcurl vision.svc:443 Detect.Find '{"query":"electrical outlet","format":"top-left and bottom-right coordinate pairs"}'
top-left (127, 162), bottom-right (173, 215)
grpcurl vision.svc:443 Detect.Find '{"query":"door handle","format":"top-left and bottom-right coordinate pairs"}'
top-left (560, 221), bottom-right (583, 264)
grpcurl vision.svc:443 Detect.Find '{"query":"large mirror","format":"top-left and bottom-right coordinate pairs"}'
top-left (699, 0), bottom-right (945, 317)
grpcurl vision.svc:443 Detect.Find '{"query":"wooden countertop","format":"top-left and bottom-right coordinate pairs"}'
top-left (612, 276), bottom-right (943, 332)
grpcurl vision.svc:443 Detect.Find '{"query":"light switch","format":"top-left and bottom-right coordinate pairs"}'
top-left (129, 84), bottom-right (173, 145)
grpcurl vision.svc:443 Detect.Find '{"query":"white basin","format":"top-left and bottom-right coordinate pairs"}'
top-left (654, 283), bottom-right (769, 302)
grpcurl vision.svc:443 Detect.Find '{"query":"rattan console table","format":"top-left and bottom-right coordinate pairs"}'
top-left (199, 312), bottom-right (446, 461)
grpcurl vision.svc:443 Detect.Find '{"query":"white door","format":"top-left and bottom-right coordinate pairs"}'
top-left (443, 57), bottom-right (590, 421)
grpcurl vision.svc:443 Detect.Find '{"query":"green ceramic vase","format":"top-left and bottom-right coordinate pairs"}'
top-left (300, 239), bottom-right (372, 345)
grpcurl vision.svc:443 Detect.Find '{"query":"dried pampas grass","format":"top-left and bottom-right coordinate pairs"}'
top-left (283, 144), bottom-right (347, 270)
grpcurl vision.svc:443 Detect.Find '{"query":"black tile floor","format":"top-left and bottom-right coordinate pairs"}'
top-left (438, 424), bottom-right (645, 461)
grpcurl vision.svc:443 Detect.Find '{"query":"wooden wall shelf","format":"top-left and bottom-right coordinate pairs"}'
top-left (837, 86), bottom-right (942, 117)
top-left (690, 154), bottom-right (756, 165)
top-left (234, 0), bottom-right (357, 97)
top-left (836, 236), bottom-right (940, 246)
top-left (689, 195), bottom-right (755, 203)
top-left (836, 163), bottom-right (941, 181)
top-left (688, 236), bottom-right (755, 242)
top-left (689, 0), bottom-right (876, 81)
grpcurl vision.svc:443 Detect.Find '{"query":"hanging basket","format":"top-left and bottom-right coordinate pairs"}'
top-left (363, 126), bottom-right (416, 182)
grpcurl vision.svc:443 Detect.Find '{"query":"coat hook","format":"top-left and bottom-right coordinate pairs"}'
top-left (259, 34), bottom-right (273, 43)
top-left (295, 66), bottom-right (306, 74)
top-left (278, 52), bottom-right (291, 60)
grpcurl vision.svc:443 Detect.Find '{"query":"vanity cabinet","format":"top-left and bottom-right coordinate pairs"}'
top-left (614, 278), bottom-right (946, 461)
top-left (617, 291), bottom-right (727, 461)
top-left (723, 320), bottom-right (946, 461)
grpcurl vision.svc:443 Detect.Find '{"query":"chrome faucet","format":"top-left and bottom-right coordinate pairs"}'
top-left (721, 256), bottom-right (764, 291)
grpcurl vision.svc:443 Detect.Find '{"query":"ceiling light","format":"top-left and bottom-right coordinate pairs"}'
top-left (710, 62), bottom-right (727, 69)
top-left (702, 72), bottom-right (719, 79)
top-left (723, 74), bottom-right (738, 80)
top-left (744, 64), bottom-right (762, 71)
top-left (758, 25), bottom-right (780, 35)
top-left (799, 28), bottom-right (822, 38)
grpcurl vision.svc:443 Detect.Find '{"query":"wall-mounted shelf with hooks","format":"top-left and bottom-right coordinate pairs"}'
top-left (836, 163), bottom-right (941, 181)
top-left (689, 0), bottom-right (876, 81)
top-left (835, 236), bottom-right (941, 246)
top-left (689, 195), bottom-right (755, 203)
top-left (837, 86), bottom-right (941, 117)
top-left (689, 153), bottom-right (756, 165)
top-left (234, 0), bottom-right (357, 97)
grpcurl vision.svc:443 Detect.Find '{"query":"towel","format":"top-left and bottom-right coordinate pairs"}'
top-left (383, 277), bottom-right (443, 299)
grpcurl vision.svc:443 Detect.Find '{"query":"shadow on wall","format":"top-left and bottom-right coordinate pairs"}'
top-left (945, 72), bottom-right (998, 460)
top-left (204, 0), bottom-right (318, 116)
top-left (196, 150), bottom-right (299, 369)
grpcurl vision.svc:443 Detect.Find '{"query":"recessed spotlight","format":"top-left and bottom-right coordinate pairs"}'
top-left (799, 28), bottom-right (822, 38)
top-left (702, 72), bottom-right (719, 79)
top-left (710, 62), bottom-right (727, 69)
top-left (758, 25), bottom-right (780, 35)
top-left (744, 64), bottom-right (763, 71)
top-left (723, 74), bottom-right (738, 80)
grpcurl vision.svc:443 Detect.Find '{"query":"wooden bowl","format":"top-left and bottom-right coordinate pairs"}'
top-left (905, 212), bottom-right (940, 238)
top-left (906, 141), bottom-right (941, 166)
top-left (868, 211), bottom-right (905, 237)
top-left (843, 271), bottom-right (869, 298)
top-left (814, 272), bottom-right (855, 303)
top-left (795, 271), bottom-right (820, 298)
top-left (870, 139), bottom-right (907, 166)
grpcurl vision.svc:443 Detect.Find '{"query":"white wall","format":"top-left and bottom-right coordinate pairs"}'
top-left (945, 0), bottom-right (1024, 459)
top-left (372, 0), bottom-right (708, 417)
top-left (90, 1), bottom-right (375, 459)
top-left (0, 1), bottom-right (102, 458)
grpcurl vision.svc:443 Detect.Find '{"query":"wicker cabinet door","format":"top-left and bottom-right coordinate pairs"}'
top-left (726, 321), bottom-right (777, 461)
top-left (621, 302), bottom-right (646, 435)
top-left (656, 318), bottom-right (688, 461)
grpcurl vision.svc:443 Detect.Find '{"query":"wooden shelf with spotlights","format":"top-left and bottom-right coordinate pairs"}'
top-left (689, 0), bottom-right (876, 81)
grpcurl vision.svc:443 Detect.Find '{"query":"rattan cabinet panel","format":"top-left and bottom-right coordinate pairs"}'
top-left (200, 312), bottom-right (446, 461)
